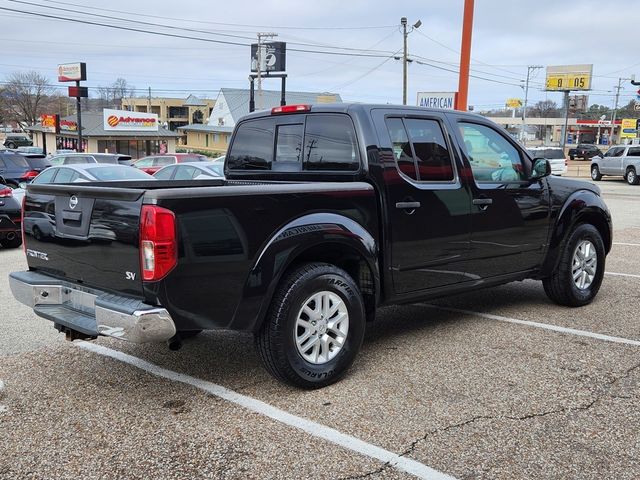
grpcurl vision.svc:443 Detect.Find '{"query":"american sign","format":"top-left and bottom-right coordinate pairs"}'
top-left (417, 92), bottom-right (457, 109)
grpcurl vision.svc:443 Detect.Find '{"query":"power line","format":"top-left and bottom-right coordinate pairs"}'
top-left (40, 0), bottom-right (397, 31)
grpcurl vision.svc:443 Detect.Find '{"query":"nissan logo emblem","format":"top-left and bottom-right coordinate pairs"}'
top-left (69, 195), bottom-right (78, 209)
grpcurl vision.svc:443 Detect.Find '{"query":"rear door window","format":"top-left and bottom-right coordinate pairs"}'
top-left (628, 147), bottom-right (640, 157)
top-left (227, 118), bottom-right (275, 170)
top-left (154, 166), bottom-right (175, 180)
top-left (403, 118), bottom-right (454, 181)
top-left (385, 118), bottom-right (417, 180)
top-left (174, 165), bottom-right (198, 180)
top-left (303, 115), bottom-right (359, 171)
top-left (32, 168), bottom-right (57, 184)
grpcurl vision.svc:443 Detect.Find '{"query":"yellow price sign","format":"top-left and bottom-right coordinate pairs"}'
top-left (567, 73), bottom-right (591, 90)
top-left (546, 74), bottom-right (569, 90)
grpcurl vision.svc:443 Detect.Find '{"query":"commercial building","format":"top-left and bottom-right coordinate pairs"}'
top-left (27, 111), bottom-right (180, 158)
top-left (121, 94), bottom-right (216, 132)
top-left (178, 88), bottom-right (342, 153)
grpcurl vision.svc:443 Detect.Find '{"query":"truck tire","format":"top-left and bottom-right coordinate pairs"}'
top-left (542, 224), bottom-right (605, 307)
top-left (590, 165), bottom-right (602, 181)
top-left (256, 262), bottom-right (365, 389)
top-left (1, 235), bottom-right (22, 249)
top-left (625, 167), bottom-right (639, 185)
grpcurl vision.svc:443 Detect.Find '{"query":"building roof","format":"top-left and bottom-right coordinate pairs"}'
top-left (177, 124), bottom-right (234, 133)
top-left (27, 112), bottom-right (180, 138)
top-left (183, 94), bottom-right (207, 106)
top-left (215, 88), bottom-right (342, 125)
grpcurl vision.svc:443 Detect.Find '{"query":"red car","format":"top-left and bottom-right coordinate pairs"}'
top-left (132, 153), bottom-right (208, 175)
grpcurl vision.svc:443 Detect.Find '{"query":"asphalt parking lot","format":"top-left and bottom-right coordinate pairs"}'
top-left (1, 178), bottom-right (638, 480)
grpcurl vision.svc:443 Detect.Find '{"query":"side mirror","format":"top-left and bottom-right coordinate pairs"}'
top-left (530, 158), bottom-right (551, 181)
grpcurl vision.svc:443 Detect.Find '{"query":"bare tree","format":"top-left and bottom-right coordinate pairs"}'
top-left (529, 100), bottom-right (560, 118)
top-left (1, 71), bottom-right (53, 125)
top-left (97, 77), bottom-right (136, 109)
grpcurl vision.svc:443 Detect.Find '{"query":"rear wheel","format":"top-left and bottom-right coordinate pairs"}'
top-left (625, 167), bottom-right (639, 185)
top-left (256, 262), bottom-right (365, 389)
top-left (5, 142), bottom-right (15, 149)
top-left (591, 165), bottom-right (602, 181)
top-left (543, 224), bottom-right (605, 307)
top-left (0, 235), bottom-right (22, 249)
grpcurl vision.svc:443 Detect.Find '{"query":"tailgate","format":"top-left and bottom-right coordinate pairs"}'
top-left (24, 184), bottom-right (145, 297)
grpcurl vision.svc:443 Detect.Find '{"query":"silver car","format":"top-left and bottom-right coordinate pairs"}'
top-left (590, 145), bottom-right (640, 185)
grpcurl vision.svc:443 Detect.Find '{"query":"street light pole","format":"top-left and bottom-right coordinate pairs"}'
top-left (401, 17), bottom-right (421, 105)
top-left (401, 17), bottom-right (408, 105)
top-left (611, 77), bottom-right (625, 144)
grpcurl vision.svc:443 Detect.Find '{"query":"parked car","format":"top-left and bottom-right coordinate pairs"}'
top-left (590, 144), bottom-right (640, 184)
top-left (153, 161), bottom-right (224, 180)
top-left (0, 178), bottom-right (22, 248)
top-left (16, 146), bottom-right (45, 155)
top-left (133, 153), bottom-right (208, 174)
top-left (20, 153), bottom-right (51, 173)
top-left (48, 153), bottom-right (133, 166)
top-left (568, 144), bottom-right (601, 161)
top-left (527, 147), bottom-right (567, 176)
top-left (11, 103), bottom-right (612, 389)
top-left (31, 164), bottom-right (155, 185)
top-left (0, 150), bottom-right (41, 187)
top-left (3, 133), bottom-right (32, 149)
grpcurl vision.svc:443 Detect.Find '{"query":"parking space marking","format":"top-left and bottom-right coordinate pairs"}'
top-left (612, 242), bottom-right (640, 247)
top-left (77, 342), bottom-right (456, 480)
top-left (421, 305), bottom-right (640, 347)
top-left (605, 271), bottom-right (640, 279)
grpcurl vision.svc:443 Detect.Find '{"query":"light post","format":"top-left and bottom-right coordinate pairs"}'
top-left (401, 17), bottom-right (421, 105)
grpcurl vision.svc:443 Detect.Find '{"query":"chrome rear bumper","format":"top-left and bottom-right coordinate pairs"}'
top-left (9, 270), bottom-right (176, 343)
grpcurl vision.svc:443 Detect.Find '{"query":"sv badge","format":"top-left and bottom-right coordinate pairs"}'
top-left (125, 271), bottom-right (136, 281)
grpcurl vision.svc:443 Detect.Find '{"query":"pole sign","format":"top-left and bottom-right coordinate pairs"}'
top-left (417, 92), bottom-right (457, 109)
top-left (57, 63), bottom-right (87, 82)
top-left (545, 64), bottom-right (593, 91)
top-left (505, 98), bottom-right (523, 108)
top-left (250, 42), bottom-right (286, 72)
top-left (103, 109), bottom-right (159, 131)
top-left (620, 118), bottom-right (638, 138)
top-left (40, 114), bottom-right (59, 133)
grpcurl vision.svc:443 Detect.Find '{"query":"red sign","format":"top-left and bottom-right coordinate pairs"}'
top-left (59, 119), bottom-right (78, 132)
top-left (68, 86), bottom-right (88, 98)
top-left (40, 114), bottom-right (58, 133)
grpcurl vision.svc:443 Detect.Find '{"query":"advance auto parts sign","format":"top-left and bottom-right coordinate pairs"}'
top-left (103, 109), bottom-right (158, 131)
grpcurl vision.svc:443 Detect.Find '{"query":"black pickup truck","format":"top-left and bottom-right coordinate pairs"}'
top-left (10, 104), bottom-right (612, 388)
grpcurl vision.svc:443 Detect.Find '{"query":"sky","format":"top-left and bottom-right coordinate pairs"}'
top-left (1, 0), bottom-right (639, 111)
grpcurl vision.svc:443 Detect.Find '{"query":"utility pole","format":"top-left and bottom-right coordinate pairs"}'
top-left (256, 32), bottom-right (277, 110)
top-left (400, 17), bottom-right (421, 105)
top-left (520, 65), bottom-right (543, 146)
top-left (147, 86), bottom-right (152, 113)
top-left (611, 77), bottom-right (626, 144)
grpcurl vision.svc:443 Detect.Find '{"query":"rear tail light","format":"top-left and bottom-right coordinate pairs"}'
top-left (271, 104), bottom-right (311, 114)
top-left (140, 205), bottom-right (177, 281)
top-left (0, 187), bottom-right (12, 198)
top-left (21, 170), bottom-right (39, 180)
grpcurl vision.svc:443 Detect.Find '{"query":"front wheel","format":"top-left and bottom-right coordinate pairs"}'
top-left (5, 142), bottom-right (15, 149)
top-left (626, 167), bottom-right (639, 185)
top-left (543, 224), bottom-right (605, 307)
top-left (256, 263), bottom-right (365, 389)
top-left (591, 165), bottom-right (602, 181)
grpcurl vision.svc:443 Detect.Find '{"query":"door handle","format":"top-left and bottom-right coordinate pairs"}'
top-left (472, 197), bottom-right (493, 210)
top-left (395, 201), bottom-right (421, 209)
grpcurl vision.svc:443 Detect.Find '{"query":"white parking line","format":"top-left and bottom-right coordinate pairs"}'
top-left (605, 271), bottom-right (640, 279)
top-left (421, 305), bottom-right (640, 347)
top-left (77, 342), bottom-right (456, 480)
top-left (612, 242), bottom-right (640, 247)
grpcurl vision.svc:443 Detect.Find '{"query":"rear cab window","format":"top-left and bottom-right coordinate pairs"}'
top-left (226, 113), bottom-right (359, 173)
